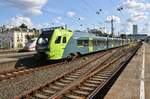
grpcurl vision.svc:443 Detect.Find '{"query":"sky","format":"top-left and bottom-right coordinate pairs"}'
top-left (0, 0), bottom-right (150, 35)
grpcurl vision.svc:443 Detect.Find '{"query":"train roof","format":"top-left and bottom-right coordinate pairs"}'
top-left (73, 31), bottom-right (126, 41)
top-left (73, 31), bottom-right (107, 39)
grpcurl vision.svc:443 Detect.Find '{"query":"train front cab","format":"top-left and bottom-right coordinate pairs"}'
top-left (36, 28), bottom-right (73, 60)
top-left (48, 29), bottom-right (73, 60)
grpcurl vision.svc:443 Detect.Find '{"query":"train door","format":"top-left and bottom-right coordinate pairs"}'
top-left (89, 38), bottom-right (93, 52)
top-left (51, 35), bottom-right (67, 59)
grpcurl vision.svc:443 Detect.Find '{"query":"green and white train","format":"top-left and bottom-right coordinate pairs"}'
top-left (36, 27), bottom-right (133, 60)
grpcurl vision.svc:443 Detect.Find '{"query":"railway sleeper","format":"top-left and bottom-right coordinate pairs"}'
top-left (83, 82), bottom-right (98, 87)
top-left (49, 85), bottom-right (62, 90)
top-left (86, 80), bottom-right (102, 84)
top-left (42, 89), bottom-right (56, 94)
top-left (68, 75), bottom-right (80, 78)
top-left (72, 89), bottom-right (90, 96)
top-left (34, 93), bottom-right (48, 99)
top-left (65, 94), bottom-right (86, 99)
top-left (71, 73), bottom-right (82, 76)
top-left (60, 79), bottom-right (72, 83)
top-left (96, 73), bottom-right (111, 77)
top-left (79, 86), bottom-right (95, 91)
top-left (64, 77), bottom-right (76, 81)
top-left (55, 81), bottom-right (67, 86)
top-left (0, 74), bottom-right (6, 78)
top-left (93, 75), bottom-right (107, 78)
top-left (75, 71), bottom-right (85, 74)
top-left (89, 77), bottom-right (106, 81)
top-left (13, 71), bottom-right (19, 74)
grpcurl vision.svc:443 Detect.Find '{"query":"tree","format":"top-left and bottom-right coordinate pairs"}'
top-left (2, 42), bottom-right (9, 49)
top-left (120, 34), bottom-right (127, 39)
top-left (20, 24), bottom-right (28, 29)
top-left (25, 35), bottom-right (31, 41)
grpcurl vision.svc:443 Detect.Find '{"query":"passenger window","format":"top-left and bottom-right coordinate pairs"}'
top-left (63, 37), bottom-right (67, 43)
top-left (77, 40), bottom-right (88, 46)
top-left (77, 40), bottom-right (83, 46)
top-left (55, 36), bottom-right (61, 44)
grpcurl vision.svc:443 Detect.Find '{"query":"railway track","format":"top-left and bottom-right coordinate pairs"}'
top-left (0, 47), bottom-right (113, 82)
top-left (0, 45), bottom-right (119, 99)
top-left (0, 49), bottom-right (19, 54)
top-left (14, 44), bottom-right (140, 99)
top-left (0, 51), bottom-right (36, 59)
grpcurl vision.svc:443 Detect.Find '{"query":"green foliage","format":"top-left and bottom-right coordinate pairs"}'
top-left (120, 34), bottom-right (127, 39)
top-left (2, 42), bottom-right (9, 49)
top-left (20, 24), bottom-right (28, 29)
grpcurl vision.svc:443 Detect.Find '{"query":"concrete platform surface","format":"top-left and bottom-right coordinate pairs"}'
top-left (105, 43), bottom-right (150, 99)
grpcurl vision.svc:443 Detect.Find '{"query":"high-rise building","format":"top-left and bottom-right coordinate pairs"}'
top-left (133, 25), bottom-right (138, 35)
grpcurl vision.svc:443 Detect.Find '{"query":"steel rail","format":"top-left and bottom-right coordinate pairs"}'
top-left (15, 49), bottom-right (116, 99)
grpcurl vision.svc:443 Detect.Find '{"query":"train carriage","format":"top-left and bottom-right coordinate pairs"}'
top-left (36, 27), bottom-right (132, 60)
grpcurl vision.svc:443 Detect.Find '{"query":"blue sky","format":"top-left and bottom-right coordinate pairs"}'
top-left (0, 0), bottom-right (150, 35)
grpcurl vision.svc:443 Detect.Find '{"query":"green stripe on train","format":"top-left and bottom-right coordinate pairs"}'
top-left (89, 38), bottom-right (93, 52)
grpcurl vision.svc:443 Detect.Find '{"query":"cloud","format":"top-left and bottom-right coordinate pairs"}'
top-left (3, 0), bottom-right (48, 15)
top-left (6, 15), bottom-right (33, 27)
top-left (36, 23), bottom-right (51, 29)
top-left (118, 0), bottom-right (150, 22)
top-left (120, 22), bottom-right (133, 34)
top-left (122, 0), bottom-right (145, 10)
top-left (57, 16), bottom-right (62, 20)
top-left (141, 23), bottom-right (150, 34)
top-left (67, 11), bottom-right (76, 17)
top-left (127, 12), bottom-right (148, 22)
top-left (54, 16), bottom-right (62, 24)
top-left (106, 15), bottom-right (120, 23)
top-left (118, 0), bottom-right (150, 11)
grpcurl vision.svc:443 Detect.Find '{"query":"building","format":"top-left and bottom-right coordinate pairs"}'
top-left (0, 34), bottom-right (3, 48)
top-left (0, 28), bottom-right (39, 49)
top-left (127, 34), bottom-right (148, 41)
top-left (133, 25), bottom-right (138, 35)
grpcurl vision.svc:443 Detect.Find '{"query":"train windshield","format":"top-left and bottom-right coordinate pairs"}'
top-left (37, 30), bottom-right (54, 47)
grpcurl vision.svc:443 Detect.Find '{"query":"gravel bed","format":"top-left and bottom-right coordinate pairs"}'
top-left (0, 47), bottom-right (124, 99)
top-left (0, 53), bottom-right (101, 99)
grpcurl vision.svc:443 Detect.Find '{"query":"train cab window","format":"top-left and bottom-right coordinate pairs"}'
top-left (63, 37), bottom-right (67, 43)
top-left (55, 36), bottom-right (61, 44)
top-left (77, 40), bottom-right (88, 47)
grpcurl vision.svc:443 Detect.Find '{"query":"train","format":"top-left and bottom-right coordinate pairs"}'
top-left (36, 27), bottom-right (135, 60)
top-left (23, 38), bottom-right (38, 51)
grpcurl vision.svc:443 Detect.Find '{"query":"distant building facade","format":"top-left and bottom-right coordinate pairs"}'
top-left (127, 34), bottom-right (148, 40)
top-left (0, 28), bottom-right (39, 49)
top-left (133, 25), bottom-right (138, 35)
top-left (0, 34), bottom-right (3, 48)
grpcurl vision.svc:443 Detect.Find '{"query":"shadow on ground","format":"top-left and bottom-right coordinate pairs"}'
top-left (15, 56), bottom-right (59, 69)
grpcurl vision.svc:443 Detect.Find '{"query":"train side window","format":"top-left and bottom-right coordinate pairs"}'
top-left (77, 40), bottom-right (83, 46)
top-left (83, 40), bottom-right (88, 46)
top-left (63, 37), bottom-right (67, 43)
top-left (55, 36), bottom-right (61, 44)
top-left (77, 40), bottom-right (88, 46)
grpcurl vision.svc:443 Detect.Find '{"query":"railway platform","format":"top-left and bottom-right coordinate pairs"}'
top-left (105, 43), bottom-right (150, 99)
